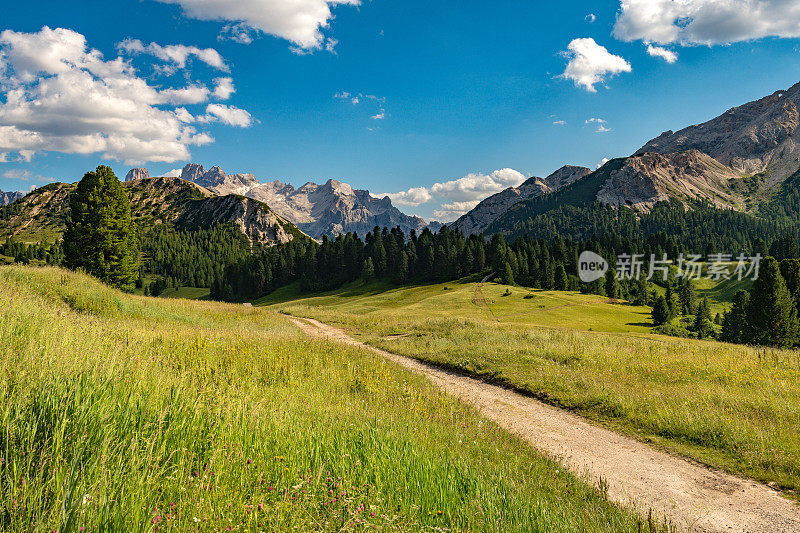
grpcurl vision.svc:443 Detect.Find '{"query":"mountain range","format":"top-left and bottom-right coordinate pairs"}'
top-left (453, 81), bottom-right (800, 237)
top-left (166, 164), bottom-right (437, 239)
top-left (0, 177), bottom-right (306, 246)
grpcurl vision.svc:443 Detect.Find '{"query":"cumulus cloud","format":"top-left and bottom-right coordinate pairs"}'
top-left (212, 77), bottom-right (235, 99)
top-left (203, 104), bottom-right (253, 127)
top-left (380, 168), bottom-right (527, 221)
top-left (118, 39), bottom-right (228, 71)
top-left (154, 0), bottom-right (360, 51)
top-left (381, 187), bottom-right (433, 207)
top-left (163, 168), bottom-right (183, 177)
top-left (614, 0), bottom-right (800, 46)
top-left (597, 157), bottom-right (611, 168)
top-left (560, 38), bottom-right (632, 92)
top-left (646, 44), bottom-right (678, 63)
top-left (0, 27), bottom-right (251, 164)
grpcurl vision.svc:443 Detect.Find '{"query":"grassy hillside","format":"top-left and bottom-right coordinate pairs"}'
top-left (271, 280), bottom-right (800, 496)
top-left (258, 279), bottom-right (654, 335)
top-left (0, 266), bottom-right (644, 531)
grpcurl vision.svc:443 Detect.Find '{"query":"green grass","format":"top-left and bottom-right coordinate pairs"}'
top-left (0, 266), bottom-right (647, 532)
top-left (258, 279), bottom-right (654, 335)
top-left (270, 279), bottom-right (800, 497)
top-left (158, 286), bottom-right (211, 300)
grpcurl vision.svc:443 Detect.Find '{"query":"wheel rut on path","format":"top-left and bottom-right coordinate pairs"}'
top-left (288, 316), bottom-right (800, 533)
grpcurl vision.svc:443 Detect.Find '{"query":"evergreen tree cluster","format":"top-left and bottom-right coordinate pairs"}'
top-left (1, 237), bottom-right (63, 265)
top-left (721, 257), bottom-right (800, 348)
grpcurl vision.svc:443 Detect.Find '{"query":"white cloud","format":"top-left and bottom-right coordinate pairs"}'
top-left (0, 27), bottom-right (251, 164)
top-left (586, 13), bottom-right (597, 23)
top-left (218, 23), bottom-right (258, 45)
top-left (381, 168), bottom-right (527, 220)
top-left (213, 77), bottom-right (235, 99)
top-left (553, 120), bottom-right (567, 126)
top-left (614, 0), bottom-right (800, 46)
top-left (118, 39), bottom-right (229, 72)
top-left (203, 104), bottom-right (253, 127)
top-left (560, 38), bottom-right (632, 92)
top-left (163, 168), bottom-right (183, 177)
top-left (2, 168), bottom-right (54, 182)
top-left (646, 44), bottom-right (678, 63)
top-left (597, 157), bottom-right (611, 168)
top-left (154, 0), bottom-right (360, 51)
top-left (380, 187), bottom-right (433, 207)
top-left (371, 109), bottom-right (385, 120)
top-left (586, 118), bottom-right (611, 133)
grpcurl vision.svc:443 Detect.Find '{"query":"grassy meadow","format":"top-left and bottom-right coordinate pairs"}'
top-left (0, 265), bottom-right (651, 532)
top-left (269, 279), bottom-right (800, 496)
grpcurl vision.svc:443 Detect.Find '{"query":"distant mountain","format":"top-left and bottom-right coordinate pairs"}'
top-left (0, 190), bottom-right (24, 206)
top-left (0, 177), bottom-right (306, 245)
top-left (177, 163), bottom-right (433, 238)
top-left (451, 165), bottom-right (591, 235)
top-left (637, 81), bottom-right (800, 186)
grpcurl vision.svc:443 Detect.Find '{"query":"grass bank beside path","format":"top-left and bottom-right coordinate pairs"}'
top-left (268, 279), bottom-right (800, 498)
top-left (0, 266), bottom-right (646, 532)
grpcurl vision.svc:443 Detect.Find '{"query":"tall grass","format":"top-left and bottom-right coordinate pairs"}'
top-left (280, 287), bottom-right (800, 497)
top-left (0, 266), bottom-right (644, 531)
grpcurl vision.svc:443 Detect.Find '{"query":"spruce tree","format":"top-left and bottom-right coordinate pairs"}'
top-left (745, 257), bottom-right (798, 347)
top-left (652, 295), bottom-right (671, 326)
top-left (502, 261), bottom-right (515, 286)
top-left (555, 262), bottom-right (569, 291)
top-left (604, 268), bottom-right (619, 300)
top-left (63, 166), bottom-right (139, 291)
top-left (721, 290), bottom-right (750, 344)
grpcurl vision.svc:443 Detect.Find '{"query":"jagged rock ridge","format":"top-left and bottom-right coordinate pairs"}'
top-left (637, 81), bottom-right (800, 185)
top-left (451, 165), bottom-right (591, 235)
top-left (176, 163), bottom-right (433, 238)
top-left (0, 190), bottom-right (24, 206)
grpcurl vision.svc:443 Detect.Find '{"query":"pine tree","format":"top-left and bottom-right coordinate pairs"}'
top-left (693, 298), bottom-right (714, 339)
top-left (555, 262), bottom-right (569, 291)
top-left (652, 295), bottom-right (671, 326)
top-left (63, 166), bottom-right (139, 291)
top-left (361, 257), bottom-right (375, 281)
top-left (604, 268), bottom-right (619, 300)
top-left (502, 261), bottom-right (515, 286)
top-left (721, 290), bottom-right (749, 344)
top-left (745, 257), bottom-right (798, 347)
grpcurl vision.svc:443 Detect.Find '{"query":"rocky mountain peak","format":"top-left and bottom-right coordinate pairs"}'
top-left (125, 168), bottom-right (150, 181)
top-left (544, 165), bottom-right (592, 190)
top-left (636, 81), bottom-right (800, 183)
top-left (181, 164), bottom-right (205, 183)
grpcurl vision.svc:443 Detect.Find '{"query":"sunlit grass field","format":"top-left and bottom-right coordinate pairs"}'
top-left (270, 279), bottom-right (800, 496)
top-left (257, 277), bottom-right (654, 335)
top-left (0, 266), bottom-right (649, 532)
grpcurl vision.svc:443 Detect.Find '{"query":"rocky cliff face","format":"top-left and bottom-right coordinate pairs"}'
top-left (245, 178), bottom-right (430, 238)
top-left (596, 151), bottom-right (744, 211)
top-left (451, 165), bottom-right (591, 235)
top-left (178, 164), bottom-right (260, 194)
top-left (174, 163), bottom-right (432, 238)
top-left (637, 82), bottom-right (800, 185)
top-left (125, 168), bottom-right (150, 181)
top-left (0, 190), bottom-right (24, 206)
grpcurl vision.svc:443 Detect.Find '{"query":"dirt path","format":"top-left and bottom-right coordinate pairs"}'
top-left (288, 316), bottom-right (800, 533)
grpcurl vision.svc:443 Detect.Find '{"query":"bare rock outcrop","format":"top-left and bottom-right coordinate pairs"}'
top-left (125, 168), bottom-right (150, 181)
top-left (637, 82), bottom-right (800, 184)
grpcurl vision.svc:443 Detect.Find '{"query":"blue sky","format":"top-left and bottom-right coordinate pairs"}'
top-left (2, 0), bottom-right (800, 220)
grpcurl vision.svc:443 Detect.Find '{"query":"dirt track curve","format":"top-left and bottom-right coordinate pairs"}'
top-left (288, 316), bottom-right (800, 533)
